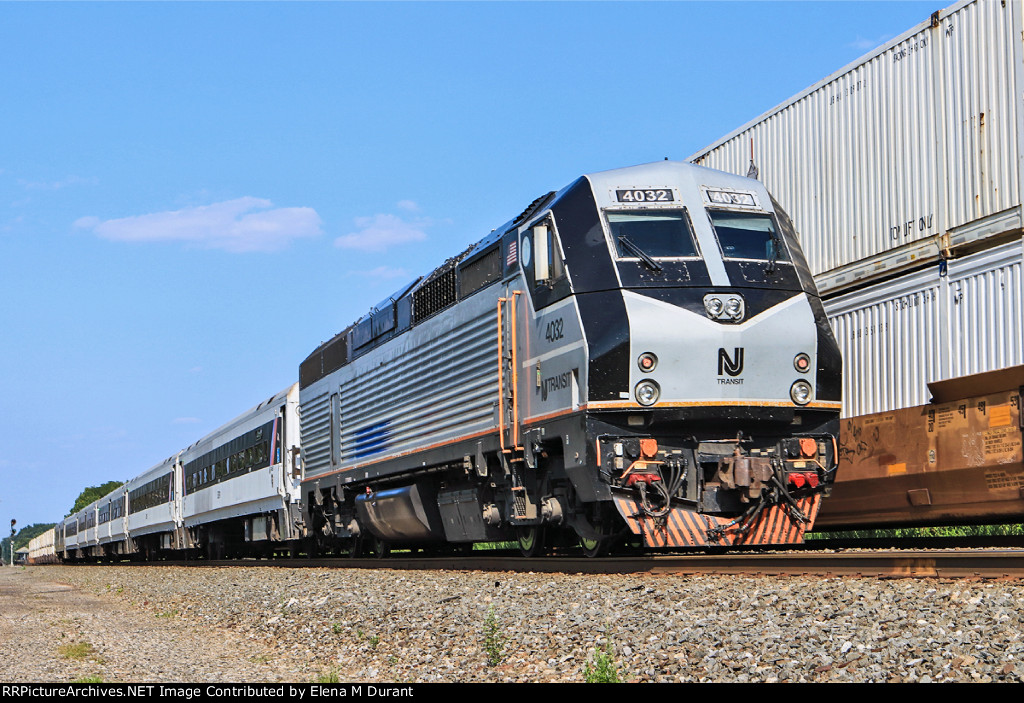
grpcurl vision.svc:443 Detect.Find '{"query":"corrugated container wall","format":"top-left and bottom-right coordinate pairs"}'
top-left (824, 239), bottom-right (1023, 416)
top-left (689, 0), bottom-right (1024, 294)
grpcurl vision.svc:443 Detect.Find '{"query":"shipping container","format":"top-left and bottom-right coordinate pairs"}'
top-left (689, 0), bottom-right (1024, 295)
top-left (825, 238), bottom-right (1023, 416)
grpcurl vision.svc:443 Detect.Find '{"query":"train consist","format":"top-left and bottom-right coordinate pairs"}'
top-left (45, 161), bottom-right (842, 562)
top-left (56, 386), bottom-right (302, 561)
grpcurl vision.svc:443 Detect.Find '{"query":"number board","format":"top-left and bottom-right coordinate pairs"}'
top-left (615, 189), bottom-right (674, 203)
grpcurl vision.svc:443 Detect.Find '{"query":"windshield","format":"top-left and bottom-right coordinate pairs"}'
top-left (606, 209), bottom-right (699, 258)
top-left (708, 211), bottom-right (788, 261)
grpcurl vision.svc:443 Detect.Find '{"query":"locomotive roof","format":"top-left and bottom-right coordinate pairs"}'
top-left (300, 160), bottom-right (768, 386)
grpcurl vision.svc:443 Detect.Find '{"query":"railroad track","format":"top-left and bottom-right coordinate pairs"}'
top-left (61, 547), bottom-right (1024, 579)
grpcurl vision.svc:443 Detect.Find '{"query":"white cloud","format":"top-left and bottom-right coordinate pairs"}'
top-left (334, 213), bottom-right (430, 252)
top-left (173, 417), bottom-right (201, 424)
top-left (396, 200), bottom-right (419, 212)
top-left (75, 197), bottom-right (323, 253)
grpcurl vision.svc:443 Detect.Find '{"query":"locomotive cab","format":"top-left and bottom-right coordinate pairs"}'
top-left (506, 162), bottom-right (841, 550)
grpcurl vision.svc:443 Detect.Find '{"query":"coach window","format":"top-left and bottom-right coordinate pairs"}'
top-left (521, 216), bottom-right (570, 309)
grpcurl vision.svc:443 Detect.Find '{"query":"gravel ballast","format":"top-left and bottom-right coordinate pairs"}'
top-left (3, 564), bottom-right (1024, 683)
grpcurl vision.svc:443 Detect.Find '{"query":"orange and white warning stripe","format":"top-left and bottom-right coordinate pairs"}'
top-left (613, 493), bottom-right (821, 548)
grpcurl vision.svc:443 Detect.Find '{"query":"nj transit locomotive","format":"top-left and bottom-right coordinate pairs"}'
top-left (52, 160), bottom-right (841, 561)
top-left (299, 160), bottom-right (842, 556)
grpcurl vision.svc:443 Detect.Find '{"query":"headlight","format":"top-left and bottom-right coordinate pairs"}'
top-left (635, 380), bottom-right (661, 406)
top-left (790, 380), bottom-right (813, 406)
top-left (703, 293), bottom-right (744, 322)
top-left (725, 298), bottom-right (743, 319)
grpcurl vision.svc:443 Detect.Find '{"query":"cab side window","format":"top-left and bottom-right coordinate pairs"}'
top-left (521, 216), bottom-right (570, 309)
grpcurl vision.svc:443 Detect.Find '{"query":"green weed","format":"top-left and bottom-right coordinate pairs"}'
top-left (472, 541), bottom-right (518, 551)
top-left (483, 606), bottom-right (505, 666)
top-left (584, 642), bottom-right (621, 683)
top-left (59, 642), bottom-right (97, 661)
top-left (809, 523), bottom-right (1024, 540)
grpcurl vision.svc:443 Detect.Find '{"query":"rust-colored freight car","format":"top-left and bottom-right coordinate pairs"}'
top-left (817, 365), bottom-right (1023, 530)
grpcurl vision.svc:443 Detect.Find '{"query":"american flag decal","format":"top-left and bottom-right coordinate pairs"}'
top-left (506, 240), bottom-right (517, 267)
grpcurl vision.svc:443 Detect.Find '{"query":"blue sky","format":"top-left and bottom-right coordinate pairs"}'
top-left (1, 1), bottom-right (936, 527)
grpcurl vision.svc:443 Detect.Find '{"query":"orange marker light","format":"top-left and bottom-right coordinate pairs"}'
top-left (794, 353), bottom-right (811, 373)
top-left (638, 352), bottom-right (658, 372)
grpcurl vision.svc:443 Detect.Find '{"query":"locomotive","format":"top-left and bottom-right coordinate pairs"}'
top-left (51, 160), bottom-right (841, 561)
top-left (299, 160), bottom-right (842, 556)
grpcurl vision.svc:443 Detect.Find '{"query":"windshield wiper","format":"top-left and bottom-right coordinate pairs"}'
top-left (765, 230), bottom-right (782, 276)
top-left (618, 236), bottom-right (663, 274)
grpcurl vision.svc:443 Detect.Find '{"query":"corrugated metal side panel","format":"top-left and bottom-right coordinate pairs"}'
top-left (941, 0), bottom-right (1019, 228)
top-left (827, 267), bottom-right (944, 416)
top-left (299, 390), bottom-right (330, 476)
top-left (946, 242), bottom-right (1024, 378)
top-left (826, 239), bottom-right (1023, 416)
top-left (690, 0), bottom-right (1021, 286)
top-left (337, 303), bottom-right (497, 467)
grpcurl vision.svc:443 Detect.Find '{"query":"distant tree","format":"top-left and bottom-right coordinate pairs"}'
top-left (66, 481), bottom-right (124, 517)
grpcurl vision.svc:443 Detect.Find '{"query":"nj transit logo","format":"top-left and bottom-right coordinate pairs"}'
top-left (718, 348), bottom-right (744, 377)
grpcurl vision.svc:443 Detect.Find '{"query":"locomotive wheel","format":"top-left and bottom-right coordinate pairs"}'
top-left (579, 535), bottom-right (610, 558)
top-left (517, 527), bottom-right (545, 558)
top-left (372, 536), bottom-right (391, 559)
top-left (450, 542), bottom-right (473, 556)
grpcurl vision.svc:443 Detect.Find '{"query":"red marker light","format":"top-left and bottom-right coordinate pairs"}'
top-left (638, 353), bottom-right (658, 372)
top-left (794, 353), bottom-right (811, 373)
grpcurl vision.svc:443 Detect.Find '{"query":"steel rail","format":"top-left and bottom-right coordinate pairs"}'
top-left (60, 548), bottom-right (1024, 579)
